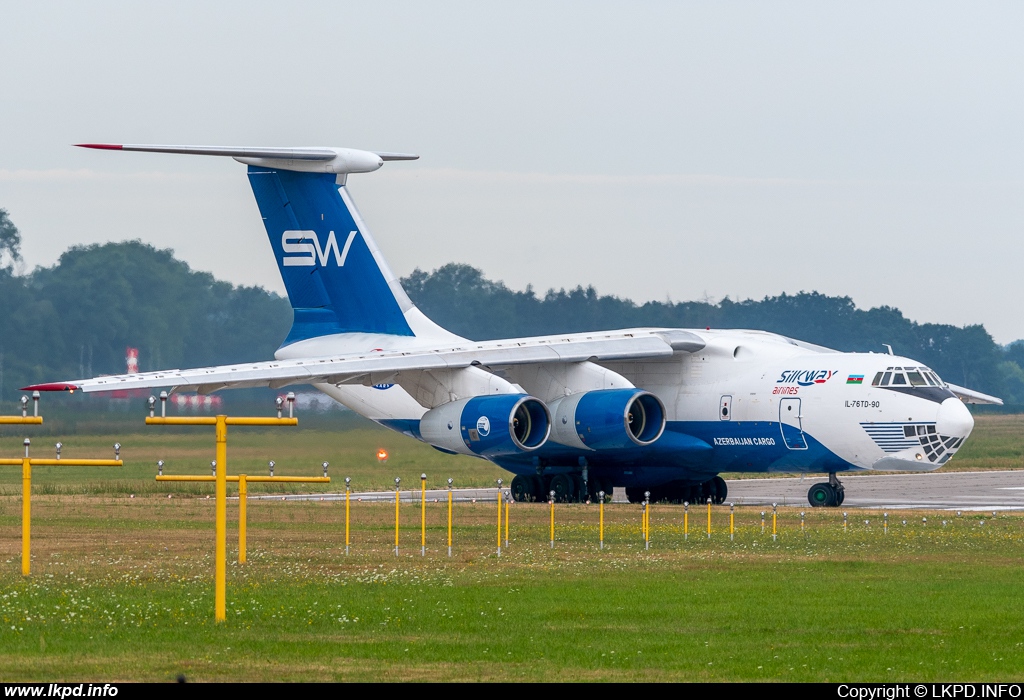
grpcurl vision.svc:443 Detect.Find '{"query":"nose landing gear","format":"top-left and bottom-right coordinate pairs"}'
top-left (807, 473), bottom-right (845, 507)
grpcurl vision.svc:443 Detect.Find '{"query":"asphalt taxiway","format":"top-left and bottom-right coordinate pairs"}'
top-left (724, 469), bottom-right (1024, 511)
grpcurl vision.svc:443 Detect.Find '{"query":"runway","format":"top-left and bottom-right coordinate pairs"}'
top-left (724, 470), bottom-right (1024, 510)
top-left (249, 469), bottom-right (1024, 511)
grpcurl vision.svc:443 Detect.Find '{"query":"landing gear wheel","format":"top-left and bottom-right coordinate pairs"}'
top-left (685, 484), bottom-right (701, 505)
top-left (531, 475), bottom-right (547, 501)
top-left (599, 478), bottom-right (614, 503)
top-left (700, 480), bottom-right (714, 505)
top-left (550, 473), bottom-right (575, 503)
top-left (510, 475), bottom-right (534, 503)
top-left (572, 474), bottom-right (586, 503)
top-left (711, 476), bottom-right (728, 504)
top-left (807, 482), bottom-right (836, 507)
top-left (663, 483), bottom-right (686, 503)
top-left (835, 488), bottom-right (845, 506)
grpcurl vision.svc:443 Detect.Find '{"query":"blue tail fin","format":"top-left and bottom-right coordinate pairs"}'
top-left (247, 166), bottom-right (415, 345)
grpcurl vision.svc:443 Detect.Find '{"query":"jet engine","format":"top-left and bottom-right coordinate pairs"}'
top-left (420, 394), bottom-right (551, 457)
top-left (549, 389), bottom-right (665, 450)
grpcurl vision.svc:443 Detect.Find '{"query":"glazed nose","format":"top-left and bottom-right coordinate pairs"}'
top-left (936, 397), bottom-right (973, 439)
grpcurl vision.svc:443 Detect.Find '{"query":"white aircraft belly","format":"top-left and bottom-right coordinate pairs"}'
top-left (314, 382), bottom-right (426, 421)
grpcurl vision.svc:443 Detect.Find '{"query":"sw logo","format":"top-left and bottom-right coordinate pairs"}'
top-left (777, 370), bottom-right (839, 387)
top-left (281, 230), bottom-right (358, 267)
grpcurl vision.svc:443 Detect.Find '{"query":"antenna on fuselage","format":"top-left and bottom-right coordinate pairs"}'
top-left (883, 344), bottom-right (894, 355)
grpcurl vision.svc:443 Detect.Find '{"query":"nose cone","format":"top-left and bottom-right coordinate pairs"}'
top-left (936, 397), bottom-right (974, 440)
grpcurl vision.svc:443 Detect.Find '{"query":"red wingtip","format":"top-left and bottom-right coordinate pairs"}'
top-left (21, 383), bottom-right (81, 392)
top-left (75, 143), bottom-right (123, 150)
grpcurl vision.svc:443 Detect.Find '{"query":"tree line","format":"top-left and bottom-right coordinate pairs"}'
top-left (1, 208), bottom-right (1021, 408)
top-left (403, 264), bottom-right (1022, 404)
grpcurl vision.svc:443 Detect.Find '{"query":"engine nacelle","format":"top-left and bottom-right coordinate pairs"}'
top-left (549, 389), bottom-right (666, 450)
top-left (420, 394), bottom-right (551, 457)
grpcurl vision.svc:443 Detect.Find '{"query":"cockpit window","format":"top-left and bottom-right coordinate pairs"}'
top-left (874, 366), bottom-right (946, 388)
top-left (906, 371), bottom-right (926, 386)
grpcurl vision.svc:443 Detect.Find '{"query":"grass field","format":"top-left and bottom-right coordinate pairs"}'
top-left (0, 412), bottom-right (1022, 681)
top-left (1, 497), bottom-right (1024, 681)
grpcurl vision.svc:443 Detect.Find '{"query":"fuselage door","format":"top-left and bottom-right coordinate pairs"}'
top-left (719, 395), bottom-right (732, 421)
top-left (779, 397), bottom-right (807, 450)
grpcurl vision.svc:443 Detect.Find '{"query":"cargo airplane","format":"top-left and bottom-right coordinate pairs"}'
top-left (27, 143), bottom-right (1003, 507)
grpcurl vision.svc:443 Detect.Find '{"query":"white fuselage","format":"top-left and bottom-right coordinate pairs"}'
top-left (284, 327), bottom-right (974, 477)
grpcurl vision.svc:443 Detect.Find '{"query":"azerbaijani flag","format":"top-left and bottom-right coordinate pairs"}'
top-left (847, 375), bottom-right (864, 385)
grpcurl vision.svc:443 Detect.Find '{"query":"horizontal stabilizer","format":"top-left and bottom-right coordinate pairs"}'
top-left (75, 143), bottom-right (418, 174)
top-left (77, 144), bottom-right (337, 160)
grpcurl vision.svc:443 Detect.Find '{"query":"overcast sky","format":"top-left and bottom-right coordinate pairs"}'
top-left (2, 2), bottom-right (1023, 342)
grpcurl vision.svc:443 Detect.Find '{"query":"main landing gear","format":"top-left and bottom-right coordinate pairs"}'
top-left (807, 473), bottom-right (845, 507)
top-left (509, 473), bottom-right (613, 503)
top-left (509, 473), bottom-right (729, 505)
top-left (626, 476), bottom-right (727, 505)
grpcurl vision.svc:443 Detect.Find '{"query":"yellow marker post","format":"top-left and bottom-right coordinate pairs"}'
top-left (496, 478), bottom-right (503, 556)
top-left (146, 393), bottom-right (299, 623)
top-left (549, 490), bottom-right (555, 549)
top-left (504, 491), bottom-right (510, 549)
top-left (2, 437), bottom-right (122, 576)
top-left (21, 455), bottom-right (30, 576)
top-left (394, 477), bottom-right (401, 557)
top-left (644, 499), bottom-right (649, 550)
top-left (684, 502), bottom-right (689, 541)
top-left (446, 478), bottom-right (453, 557)
top-left (643, 491), bottom-right (650, 549)
top-left (729, 502), bottom-right (735, 541)
top-left (420, 473), bottom-right (427, 557)
top-left (345, 477), bottom-right (351, 556)
top-left (772, 502), bottom-right (778, 541)
top-left (598, 490), bottom-right (605, 550)
top-left (706, 497), bottom-right (712, 540)
top-left (214, 417), bottom-right (227, 622)
top-left (238, 474), bottom-right (247, 564)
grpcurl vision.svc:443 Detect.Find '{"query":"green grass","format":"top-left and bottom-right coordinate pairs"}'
top-left (945, 413), bottom-right (1024, 471)
top-left (1, 495), bottom-right (1023, 681)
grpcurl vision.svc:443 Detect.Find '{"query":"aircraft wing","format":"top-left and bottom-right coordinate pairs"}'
top-left (25, 331), bottom-right (704, 395)
top-left (945, 383), bottom-right (1004, 406)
